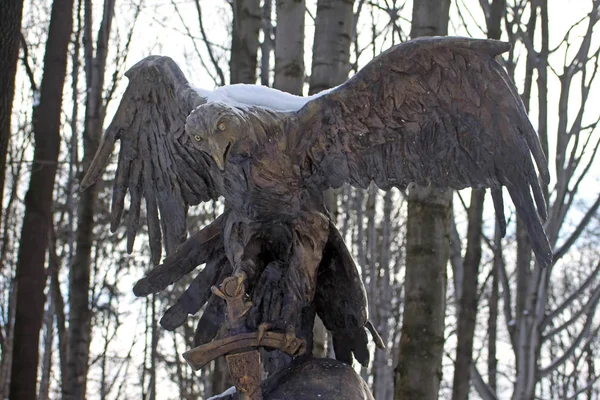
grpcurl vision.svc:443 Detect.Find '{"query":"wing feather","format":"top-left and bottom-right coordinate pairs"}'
top-left (81, 56), bottom-right (221, 263)
top-left (297, 37), bottom-right (552, 266)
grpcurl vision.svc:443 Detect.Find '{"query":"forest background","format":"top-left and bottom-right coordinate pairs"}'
top-left (1, 0), bottom-right (600, 399)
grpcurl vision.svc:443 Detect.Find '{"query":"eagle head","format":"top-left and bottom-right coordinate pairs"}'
top-left (185, 102), bottom-right (247, 171)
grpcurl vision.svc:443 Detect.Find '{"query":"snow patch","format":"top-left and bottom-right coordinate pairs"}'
top-left (195, 83), bottom-right (338, 112)
top-left (206, 386), bottom-right (237, 399)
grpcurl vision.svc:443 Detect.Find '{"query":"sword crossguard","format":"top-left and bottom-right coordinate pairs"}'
top-left (182, 330), bottom-right (306, 370)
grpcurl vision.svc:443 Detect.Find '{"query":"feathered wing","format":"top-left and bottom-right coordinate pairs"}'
top-left (81, 56), bottom-right (222, 264)
top-left (296, 37), bottom-right (552, 266)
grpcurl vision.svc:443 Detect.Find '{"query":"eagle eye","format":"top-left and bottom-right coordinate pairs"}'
top-left (217, 122), bottom-right (226, 132)
top-left (194, 135), bottom-right (202, 142)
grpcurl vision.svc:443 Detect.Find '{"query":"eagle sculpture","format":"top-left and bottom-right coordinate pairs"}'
top-left (82, 36), bottom-right (551, 393)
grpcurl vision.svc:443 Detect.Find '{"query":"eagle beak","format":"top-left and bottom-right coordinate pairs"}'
top-left (208, 140), bottom-right (230, 172)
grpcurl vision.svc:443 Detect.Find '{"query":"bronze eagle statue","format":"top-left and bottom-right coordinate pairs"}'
top-left (82, 37), bottom-right (552, 381)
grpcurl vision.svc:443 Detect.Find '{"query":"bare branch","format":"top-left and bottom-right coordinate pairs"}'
top-left (450, 215), bottom-right (464, 299)
top-left (539, 283), bottom-right (600, 377)
top-left (194, 0), bottom-right (226, 86)
top-left (566, 374), bottom-right (600, 400)
top-left (170, 0), bottom-right (220, 87)
top-left (471, 364), bottom-right (499, 400)
top-left (542, 286), bottom-right (600, 341)
top-left (19, 33), bottom-right (39, 94)
top-left (104, 0), bottom-right (144, 108)
top-left (552, 193), bottom-right (600, 262)
top-left (544, 260), bottom-right (600, 326)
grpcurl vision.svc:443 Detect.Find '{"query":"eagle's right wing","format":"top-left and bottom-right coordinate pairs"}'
top-left (296, 37), bottom-right (552, 266)
top-left (81, 56), bottom-right (222, 264)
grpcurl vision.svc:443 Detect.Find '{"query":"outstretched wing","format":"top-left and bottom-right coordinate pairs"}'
top-left (296, 37), bottom-right (552, 267)
top-left (81, 56), bottom-right (222, 264)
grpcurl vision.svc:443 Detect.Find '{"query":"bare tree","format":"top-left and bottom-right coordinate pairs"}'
top-left (8, 0), bottom-right (74, 397)
top-left (0, 117), bottom-right (27, 399)
top-left (38, 298), bottom-right (54, 400)
top-left (448, 1), bottom-right (600, 398)
top-left (507, 1), bottom-right (600, 398)
top-left (64, 1), bottom-right (115, 398)
top-left (394, 1), bottom-right (451, 399)
top-left (451, 2), bottom-right (506, 399)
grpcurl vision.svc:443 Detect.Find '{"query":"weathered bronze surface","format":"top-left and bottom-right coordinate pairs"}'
top-left (82, 36), bottom-right (552, 398)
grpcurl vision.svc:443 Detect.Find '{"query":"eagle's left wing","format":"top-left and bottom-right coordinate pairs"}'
top-left (295, 36), bottom-right (552, 267)
top-left (81, 56), bottom-right (222, 264)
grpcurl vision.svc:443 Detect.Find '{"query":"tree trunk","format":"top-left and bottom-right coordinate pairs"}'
top-left (366, 184), bottom-right (377, 340)
top-left (451, 4), bottom-right (505, 397)
top-left (272, 0), bottom-right (305, 97)
top-left (409, 0), bottom-right (450, 38)
top-left (8, 0), bottom-right (74, 397)
top-left (394, 3), bottom-right (451, 399)
top-left (0, 283), bottom-right (16, 399)
top-left (211, 357), bottom-right (230, 395)
top-left (451, 189), bottom-right (485, 400)
top-left (149, 295), bottom-right (158, 400)
top-left (308, 0), bottom-right (355, 235)
top-left (373, 190), bottom-right (393, 400)
top-left (488, 222), bottom-right (502, 393)
top-left (65, 1), bottom-right (115, 399)
top-left (230, 0), bottom-right (261, 84)
top-left (395, 187), bottom-right (451, 400)
top-left (260, 0), bottom-right (272, 86)
top-left (0, 0), bottom-right (24, 205)
top-left (309, 0), bottom-right (354, 95)
top-left (38, 298), bottom-right (54, 400)
top-left (49, 228), bottom-right (68, 389)
top-left (273, 0), bottom-right (305, 95)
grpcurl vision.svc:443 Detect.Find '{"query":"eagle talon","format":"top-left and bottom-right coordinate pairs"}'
top-left (222, 272), bottom-right (247, 298)
top-left (213, 272), bottom-right (251, 328)
top-left (284, 325), bottom-right (298, 353)
top-left (257, 322), bottom-right (273, 344)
